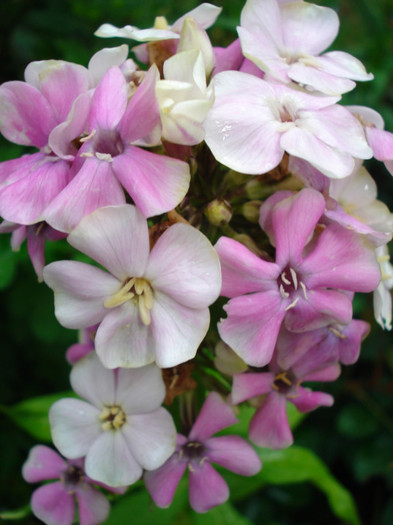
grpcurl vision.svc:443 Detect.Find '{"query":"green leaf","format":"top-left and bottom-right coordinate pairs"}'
top-left (1, 391), bottom-right (76, 442)
top-left (192, 502), bottom-right (254, 525)
top-left (0, 504), bottom-right (31, 520)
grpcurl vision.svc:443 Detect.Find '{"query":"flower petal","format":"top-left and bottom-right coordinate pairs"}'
top-left (291, 387), bottom-right (334, 412)
top-left (189, 392), bottom-right (238, 441)
top-left (31, 482), bottom-right (75, 525)
top-left (76, 485), bottom-right (110, 525)
top-left (249, 394), bottom-right (293, 449)
top-left (22, 445), bottom-right (66, 483)
top-left (231, 372), bottom-right (275, 405)
top-left (206, 435), bottom-right (261, 475)
top-left (89, 67), bottom-right (128, 130)
top-left (189, 462), bottom-right (229, 513)
top-left (116, 364), bottom-right (165, 414)
top-left (144, 455), bottom-right (187, 508)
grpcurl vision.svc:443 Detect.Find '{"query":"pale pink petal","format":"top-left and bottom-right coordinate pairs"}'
top-left (89, 67), bottom-right (128, 130)
top-left (172, 3), bottom-right (222, 31)
top-left (230, 372), bottom-right (275, 405)
top-left (337, 320), bottom-right (370, 365)
top-left (366, 127), bottom-right (393, 161)
top-left (318, 51), bottom-right (373, 81)
top-left (31, 482), bottom-right (75, 525)
top-left (27, 229), bottom-right (46, 281)
top-left (213, 39), bottom-right (244, 75)
top-left (240, 0), bottom-right (283, 50)
top-left (113, 146), bottom-right (190, 217)
top-left (76, 485), bottom-right (110, 525)
top-left (68, 204), bottom-right (149, 282)
top-left (151, 290), bottom-right (210, 368)
top-left (116, 364), bottom-right (165, 415)
top-left (88, 45), bottom-right (129, 85)
top-left (204, 72), bottom-right (284, 174)
top-left (70, 353), bottom-right (116, 408)
top-left (0, 152), bottom-right (43, 186)
top-left (270, 188), bottom-right (325, 267)
top-left (189, 392), bottom-right (238, 441)
top-left (95, 302), bottom-right (155, 368)
top-left (144, 456), bottom-right (187, 508)
top-left (49, 399), bottom-right (101, 459)
top-left (288, 63), bottom-right (356, 95)
top-left (281, 2), bottom-right (339, 55)
top-left (0, 81), bottom-right (56, 146)
top-left (291, 387), bottom-right (333, 412)
top-left (85, 430), bottom-right (142, 487)
top-left (0, 158), bottom-right (71, 225)
top-left (22, 445), bottom-right (66, 482)
top-left (146, 223), bottom-right (221, 308)
top-left (121, 408), bottom-right (176, 470)
top-left (249, 394), bottom-right (293, 449)
top-left (43, 260), bottom-right (120, 329)
top-left (219, 291), bottom-right (286, 367)
top-left (284, 289), bottom-right (353, 332)
top-left (120, 65), bottom-right (160, 144)
top-left (301, 223), bottom-right (381, 292)
top-left (44, 157), bottom-right (126, 233)
top-left (206, 435), bottom-right (261, 475)
top-left (280, 127), bottom-right (356, 179)
top-left (189, 462), bottom-right (229, 513)
top-left (215, 236), bottom-right (280, 297)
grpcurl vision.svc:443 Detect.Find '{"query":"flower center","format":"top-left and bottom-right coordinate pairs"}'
top-left (179, 441), bottom-right (208, 470)
top-left (61, 465), bottom-right (84, 493)
top-left (278, 267), bottom-right (308, 310)
top-left (104, 277), bottom-right (154, 326)
top-left (99, 405), bottom-right (127, 431)
top-left (272, 370), bottom-right (296, 396)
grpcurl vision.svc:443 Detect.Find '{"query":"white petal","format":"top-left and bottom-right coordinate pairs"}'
top-left (70, 353), bottom-right (116, 408)
top-left (115, 364), bottom-right (165, 414)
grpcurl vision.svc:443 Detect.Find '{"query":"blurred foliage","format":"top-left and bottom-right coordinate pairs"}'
top-left (0, 0), bottom-right (393, 524)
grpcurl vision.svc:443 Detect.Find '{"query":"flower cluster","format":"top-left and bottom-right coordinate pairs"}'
top-left (1, 0), bottom-right (392, 523)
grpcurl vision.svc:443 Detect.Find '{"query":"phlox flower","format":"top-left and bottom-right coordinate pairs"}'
top-left (215, 188), bottom-right (380, 367)
top-left (230, 333), bottom-right (341, 449)
top-left (44, 65), bottom-right (191, 233)
top-left (144, 392), bottom-right (261, 513)
top-left (204, 71), bottom-right (372, 179)
top-left (238, 0), bottom-right (373, 95)
top-left (43, 204), bottom-right (221, 368)
top-left (22, 445), bottom-right (115, 525)
top-left (49, 352), bottom-right (176, 487)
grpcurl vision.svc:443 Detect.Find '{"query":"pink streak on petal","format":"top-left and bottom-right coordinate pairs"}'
top-left (215, 236), bottom-right (280, 297)
top-left (189, 392), bottom-right (238, 442)
top-left (43, 260), bottom-right (120, 329)
top-left (68, 204), bottom-right (149, 282)
top-left (249, 394), bottom-right (293, 449)
top-left (144, 456), bottom-right (187, 508)
top-left (189, 462), bottom-right (229, 513)
top-left (206, 435), bottom-right (262, 475)
top-left (113, 146), bottom-right (190, 218)
top-left (231, 372), bottom-right (275, 405)
top-left (22, 445), bottom-right (66, 483)
top-left (31, 482), bottom-right (75, 525)
top-left (147, 223), bottom-right (221, 308)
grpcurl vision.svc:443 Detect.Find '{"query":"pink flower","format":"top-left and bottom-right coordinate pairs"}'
top-left (204, 72), bottom-right (372, 178)
top-left (215, 188), bottom-right (380, 367)
top-left (44, 66), bottom-right (191, 233)
top-left (66, 325), bottom-right (97, 365)
top-left (49, 353), bottom-right (176, 487)
top-left (238, 0), bottom-right (373, 95)
top-left (144, 392), bottom-right (261, 513)
top-left (43, 204), bottom-right (221, 368)
top-left (22, 445), bottom-right (112, 525)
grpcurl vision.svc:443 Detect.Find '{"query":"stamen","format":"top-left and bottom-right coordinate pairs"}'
top-left (290, 268), bottom-right (298, 290)
top-left (280, 284), bottom-right (290, 299)
top-left (285, 296), bottom-right (299, 311)
top-left (300, 281), bottom-right (308, 300)
top-left (274, 372), bottom-right (292, 386)
top-left (80, 129), bottom-right (96, 143)
top-left (104, 277), bottom-right (154, 325)
top-left (329, 326), bottom-right (347, 339)
top-left (99, 405), bottom-right (126, 431)
top-left (377, 254), bottom-right (390, 263)
top-left (281, 272), bottom-right (291, 285)
top-left (95, 152), bottom-right (113, 162)
top-left (80, 152), bottom-right (94, 158)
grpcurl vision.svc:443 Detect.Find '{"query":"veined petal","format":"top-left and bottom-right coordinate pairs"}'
top-left (147, 223), bottom-right (221, 308)
top-left (121, 408), bottom-right (176, 470)
top-left (115, 364), bottom-right (165, 414)
top-left (113, 146), bottom-right (190, 218)
top-left (206, 435), bottom-right (261, 475)
top-left (318, 51), bottom-right (374, 81)
top-left (189, 462), bottom-right (229, 513)
top-left (89, 67), bottom-right (128, 130)
top-left (144, 456), bottom-right (187, 508)
top-left (219, 291), bottom-right (286, 367)
top-left (43, 260), bottom-right (120, 329)
top-left (44, 157), bottom-right (126, 233)
top-left (85, 430), bottom-right (142, 487)
top-left (189, 392), bottom-right (238, 441)
top-left (22, 445), bottom-right (66, 483)
top-left (249, 394), bottom-right (293, 449)
top-left (70, 353), bottom-right (116, 409)
top-left (49, 399), bottom-right (101, 459)
top-left (288, 63), bottom-right (356, 95)
top-left (68, 204), bottom-right (150, 282)
top-left (31, 482), bottom-right (75, 525)
top-left (151, 291), bottom-right (210, 368)
top-left (215, 236), bottom-right (280, 298)
top-left (76, 485), bottom-right (110, 525)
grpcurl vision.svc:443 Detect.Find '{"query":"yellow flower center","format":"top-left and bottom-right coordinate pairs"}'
top-left (99, 405), bottom-right (127, 431)
top-left (104, 277), bottom-right (154, 326)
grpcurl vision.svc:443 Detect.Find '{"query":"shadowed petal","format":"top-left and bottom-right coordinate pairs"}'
top-left (189, 462), bottom-right (229, 513)
top-left (76, 485), bottom-right (110, 525)
top-left (144, 455), bottom-right (187, 508)
top-left (249, 394), bottom-right (293, 449)
top-left (116, 364), bottom-right (165, 415)
top-left (31, 482), bottom-right (75, 525)
top-left (231, 372), bottom-right (275, 405)
top-left (291, 387), bottom-right (334, 412)
top-left (206, 435), bottom-right (261, 475)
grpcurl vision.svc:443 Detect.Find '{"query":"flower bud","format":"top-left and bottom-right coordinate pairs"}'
top-left (242, 200), bottom-right (261, 223)
top-left (204, 199), bottom-right (232, 226)
top-left (177, 17), bottom-right (215, 76)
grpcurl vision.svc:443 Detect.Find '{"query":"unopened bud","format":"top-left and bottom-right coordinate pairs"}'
top-left (242, 201), bottom-right (261, 223)
top-left (178, 17), bottom-right (215, 76)
top-left (214, 341), bottom-right (247, 376)
top-left (204, 199), bottom-right (232, 226)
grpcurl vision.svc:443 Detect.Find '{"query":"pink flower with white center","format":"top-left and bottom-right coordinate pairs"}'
top-left (0, 60), bottom-right (91, 225)
top-left (215, 188), bottom-right (380, 367)
top-left (238, 0), bottom-right (373, 95)
top-left (204, 71), bottom-right (372, 179)
top-left (22, 445), bottom-right (115, 525)
top-left (43, 204), bottom-right (221, 368)
top-left (230, 337), bottom-right (340, 449)
top-left (44, 65), bottom-right (191, 233)
top-left (144, 392), bottom-right (261, 513)
top-left (49, 352), bottom-right (176, 487)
